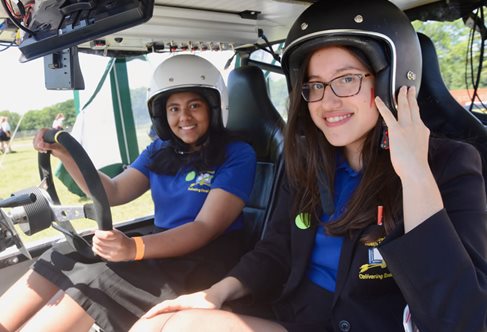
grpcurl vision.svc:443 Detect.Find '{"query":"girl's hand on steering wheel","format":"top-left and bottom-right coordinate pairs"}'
top-left (92, 229), bottom-right (134, 262)
top-left (33, 128), bottom-right (68, 158)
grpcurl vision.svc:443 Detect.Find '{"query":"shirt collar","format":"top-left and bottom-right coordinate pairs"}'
top-left (336, 154), bottom-right (361, 177)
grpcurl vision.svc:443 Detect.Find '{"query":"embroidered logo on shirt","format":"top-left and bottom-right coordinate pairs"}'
top-left (358, 238), bottom-right (392, 280)
top-left (187, 171), bottom-right (214, 193)
top-left (363, 236), bottom-right (385, 247)
top-left (185, 171), bottom-right (196, 181)
top-left (360, 248), bottom-right (387, 273)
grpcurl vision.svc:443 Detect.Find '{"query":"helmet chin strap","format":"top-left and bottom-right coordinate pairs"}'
top-left (370, 87), bottom-right (376, 108)
top-left (174, 148), bottom-right (193, 155)
top-left (171, 132), bottom-right (210, 155)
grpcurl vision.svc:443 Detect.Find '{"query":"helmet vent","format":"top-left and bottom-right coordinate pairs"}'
top-left (300, 22), bottom-right (308, 30)
top-left (407, 71), bottom-right (416, 81)
top-left (354, 15), bottom-right (364, 23)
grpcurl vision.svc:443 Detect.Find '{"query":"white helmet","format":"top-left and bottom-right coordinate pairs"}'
top-left (147, 54), bottom-right (229, 140)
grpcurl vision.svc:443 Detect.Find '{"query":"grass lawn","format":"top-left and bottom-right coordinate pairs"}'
top-left (0, 136), bottom-right (153, 245)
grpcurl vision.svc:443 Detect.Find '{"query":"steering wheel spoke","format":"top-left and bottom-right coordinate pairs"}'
top-left (51, 205), bottom-right (87, 222)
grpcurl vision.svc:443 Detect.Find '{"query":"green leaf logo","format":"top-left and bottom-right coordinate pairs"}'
top-left (295, 213), bottom-right (311, 229)
top-left (185, 171), bottom-right (196, 181)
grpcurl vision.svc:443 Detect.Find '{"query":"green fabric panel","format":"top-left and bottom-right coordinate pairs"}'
top-left (235, 53), bottom-right (242, 68)
top-left (110, 58), bottom-right (139, 165)
top-left (55, 163), bottom-right (86, 197)
top-left (82, 58), bottom-right (116, 111)
top-left (73, 90), bottom-right (81, 115)
top-left (55, 163), bottom-right (125, 198)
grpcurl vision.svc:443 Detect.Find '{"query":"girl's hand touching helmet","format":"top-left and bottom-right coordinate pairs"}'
top-left (375, 86), bottom-right (430, 181)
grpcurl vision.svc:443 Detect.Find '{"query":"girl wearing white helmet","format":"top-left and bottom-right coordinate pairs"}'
top-left (0, 54), bottom-right (256, 332)
top-left (131, 1), bottom-right (486, 331)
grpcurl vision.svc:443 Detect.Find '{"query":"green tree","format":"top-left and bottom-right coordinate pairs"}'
top-left (20, 100), bottom-right (76, 131)
top-left (413, 18), bottom-right (487, 89)
top-left (267, 76), bottom-right (289, 119)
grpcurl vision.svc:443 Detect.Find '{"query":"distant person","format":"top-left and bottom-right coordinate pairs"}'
top-left (0, 116), bottom-right (12, 153)
top-left (52, 113), bottom-right (65, 130)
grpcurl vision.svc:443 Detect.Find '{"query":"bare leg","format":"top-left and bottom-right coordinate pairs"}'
top-left (129, 312), bottom-right (176, 332)
top-left (0, 270), bottom-right (59, 332)
top-left (19, 290), bottom-right (94, 332)
top-left (129, 309), bottom-right (287, 332)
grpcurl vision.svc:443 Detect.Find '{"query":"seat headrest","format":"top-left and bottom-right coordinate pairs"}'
top-left (227, 66), bottom-right (284, 161)
top-left (417, 32), bottom-right (487, 139)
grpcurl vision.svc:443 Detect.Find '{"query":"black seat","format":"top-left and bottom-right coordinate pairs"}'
top-left (417, 32), bottom-right (487, 189)
top-left (226, 65), bottom-right (285, 251)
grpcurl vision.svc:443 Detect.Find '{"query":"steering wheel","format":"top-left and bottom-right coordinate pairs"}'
top-left (37, 129), bottom-right (113, 259)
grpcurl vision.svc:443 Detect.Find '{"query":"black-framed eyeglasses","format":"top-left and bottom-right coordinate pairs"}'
top-left (301, 73), bottom-right (371, 103)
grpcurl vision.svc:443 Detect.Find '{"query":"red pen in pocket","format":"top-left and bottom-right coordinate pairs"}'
top-left (377, 205), bottom-right (383, 226)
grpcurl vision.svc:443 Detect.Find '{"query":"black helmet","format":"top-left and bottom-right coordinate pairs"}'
top-left (147, 54), bottom-right (228, 141)
top-left (281, 0), bottom-right (422, 114)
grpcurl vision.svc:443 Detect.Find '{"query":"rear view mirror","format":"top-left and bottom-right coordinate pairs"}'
top-left (18, 0), bottom-right (154, 62)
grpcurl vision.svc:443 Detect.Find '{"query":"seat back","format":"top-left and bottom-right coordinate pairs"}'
top-left (417, 32), bottom-right (487, 189)
top-left (226, 65), bottom-right (285, 251)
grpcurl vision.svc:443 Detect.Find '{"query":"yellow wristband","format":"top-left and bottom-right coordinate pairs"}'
top-left (133, 237), bottom-right (145, 261)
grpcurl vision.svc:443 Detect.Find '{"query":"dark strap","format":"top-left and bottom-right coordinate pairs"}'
top-left (318, 172), bottom-right (335, 216)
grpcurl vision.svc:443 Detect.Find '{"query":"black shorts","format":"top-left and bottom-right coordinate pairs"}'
top-left (0, 131), bottom-right (10, 141)
top-left (273, 279), bottom-right (334, 332)
top-left (32, 229), bottom-right (244, 332)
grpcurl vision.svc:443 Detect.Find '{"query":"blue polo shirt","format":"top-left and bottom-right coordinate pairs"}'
top-left (307, 159), bottom-right (362, 292)
top-left (130, 139), bottom-right (256, 231)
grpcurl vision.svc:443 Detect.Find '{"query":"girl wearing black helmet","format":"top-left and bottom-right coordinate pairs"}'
top-left (131, 1), bottom-right (487, 332)
top-left (0, 54), bottom-right (256, 332)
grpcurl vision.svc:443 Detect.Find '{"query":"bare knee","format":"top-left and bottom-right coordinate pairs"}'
top-left (131, 310), bottom-right (221, 332)
top-left (164, 309), bottom-right (286, 332)
top-left (130, 312), bottom-right (177, 332)
top-left (161, 310), bottom-right (216, 331)
top-left (18, 292), bottom-right (94, 332)
top-left (0, 270), bottom-right (60, 332)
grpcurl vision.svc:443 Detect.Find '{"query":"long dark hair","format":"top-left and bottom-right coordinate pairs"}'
top-left (148, 96), bottom-right (235, 175)
top-left (284, 47), bottom-right (403, 242)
